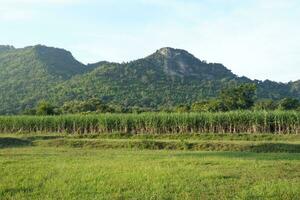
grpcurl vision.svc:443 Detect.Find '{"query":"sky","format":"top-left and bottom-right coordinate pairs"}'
top-left (0, 0), bottom-right (300, 82)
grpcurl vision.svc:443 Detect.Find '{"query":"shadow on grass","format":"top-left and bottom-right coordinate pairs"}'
top-left (24, 135), bottom-right (64, 141)
top-left (0, 137), bottom-right (32, 148)
top-left (37, 138), bottom-right (300, 154)
top-left (173, 150), bottom-right (300, 161)
top-left (250, 143), bottom-right (300, 153)
top-left (0, 135), bottom-right (65, 149)
top-left (128, 140), bottom-right (300, 153)
top-left (1, 135), bottom-right (300, 157)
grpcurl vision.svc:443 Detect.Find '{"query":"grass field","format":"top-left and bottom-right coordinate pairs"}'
top-left (0, 133), bottom-right (300, 199)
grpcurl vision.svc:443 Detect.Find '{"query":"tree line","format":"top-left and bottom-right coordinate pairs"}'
top-left (23, 84), bottom-right (300, 115)
top-left (176, 84), bottom-right (300, 112)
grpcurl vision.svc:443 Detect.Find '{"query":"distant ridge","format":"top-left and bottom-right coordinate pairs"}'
top-left (0, 44), bottom-right (299, 114)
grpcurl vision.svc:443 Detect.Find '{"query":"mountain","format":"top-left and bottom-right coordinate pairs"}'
top-left (51, 47), bottom-right (240, 107)
top-left (0, 45), bottom-right (299, 114)
top-left (0, 45), bottom-right (15, 53)
top-left (0, 45), bottom-right (88, 114)
top-left (145, 47), bottom-right (235, 79)
top-left (288, 80), bottom-right (300, 98)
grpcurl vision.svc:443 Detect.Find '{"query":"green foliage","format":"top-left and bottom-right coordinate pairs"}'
top-left (0, 45), bottom-right (299, 114)
top-left (191, 100), bottom-right (226, 112)
top-left (253, 99), bottom-right (277, 111)
top-left (61, 98), bottom-right (114, 114)
top-left (220, 84), bottom-right (257, 110)
top-left (278, 98), bottom-right (300, 110)
top-left (0, 111), bottom-right (299, 134)
top-left (191, 101), bottom-right (209, 112)
top-left (0, 45), bottom-right (88, 114)
top-left (22, 108), bottom-right (37, 115)
top-left (175, 104), bottom-right (190, 113)
top-left (36, 101), bottom-right (55, 115)
top-left (191, 84), bottom-right (257, 112)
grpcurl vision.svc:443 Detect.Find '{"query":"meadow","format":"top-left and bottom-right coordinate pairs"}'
top-left (0, 133), bottom-right (299, 199)
top-left (0, 111), bottom-right (300, 199)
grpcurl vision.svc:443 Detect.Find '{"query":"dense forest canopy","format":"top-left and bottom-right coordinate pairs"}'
top-left (0, 45), bottom-right (299, 115)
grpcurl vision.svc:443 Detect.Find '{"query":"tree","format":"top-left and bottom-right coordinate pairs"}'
top-left (208, 100), bottom-right (227, 112)
top-left (175, 104), bottom-right (190, 113)
top-left (191, 101), bottom-right (210, 112)
top-left (22, 108), bottom-right (37, 115)
top-left (61, 98), bottom-right (115, 114)
top-left (191, 100), bottom-right (226, 112)
top-left (278, 98), bottom-right (300, 110)
top-left (36, 101), bottom-right (55, 115)
top-left (253, 99), bottom-right (277, 111)
top-left (220, 84), bottom-right (257, 110)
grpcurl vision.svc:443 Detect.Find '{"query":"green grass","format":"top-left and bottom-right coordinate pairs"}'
top-left (71, 132), bottom-right (300, 141)
top-left (0, 133), bottom-right (300, 199)
top-left (1, 133), bottom-right (300, 152)
top-left (0, 147), bottom-right (299, 199)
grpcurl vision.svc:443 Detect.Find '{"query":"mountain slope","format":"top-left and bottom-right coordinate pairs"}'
top-left (0, 45), bottom-right (299, 114)
top-left (51, 47), bottom-right (299, 108)
top-left (0, 45), bottom-right (87, 114)
top-left (146, 47), bottom-right (236, 79)
top-left (51, 48), bottom-right (239, 107)
top-left (0, 45), bottom-right (15, 53)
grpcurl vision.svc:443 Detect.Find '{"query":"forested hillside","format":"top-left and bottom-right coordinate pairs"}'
top-left (0, 45), bottom-right (88, 113)
top-left (0, 45), bottom-right (299, 114)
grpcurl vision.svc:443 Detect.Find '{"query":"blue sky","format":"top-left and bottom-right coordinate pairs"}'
top-left (0, 0), bottom-right (300, 82)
